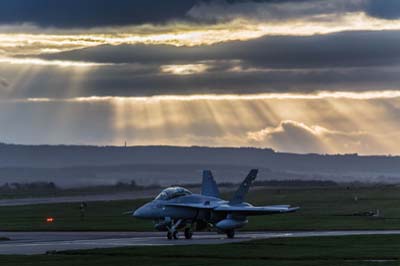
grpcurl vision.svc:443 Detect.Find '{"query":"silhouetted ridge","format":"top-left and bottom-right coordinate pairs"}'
top-left (0, 143), bottom-right (399, 187)
top-left (0, 143), bottom-right (398, 172)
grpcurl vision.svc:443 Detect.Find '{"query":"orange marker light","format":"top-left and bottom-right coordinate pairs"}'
top-left (46, 217), bottom-right (54, 223)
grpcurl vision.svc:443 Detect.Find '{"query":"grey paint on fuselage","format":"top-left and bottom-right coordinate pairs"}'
top-left (134, 194), bottom-right (226, 220)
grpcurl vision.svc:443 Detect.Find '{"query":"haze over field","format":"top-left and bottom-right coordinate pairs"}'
top-left (0, 144), bottom-right (400, 188)
top-left (1, 0), bottom-right (400, 155)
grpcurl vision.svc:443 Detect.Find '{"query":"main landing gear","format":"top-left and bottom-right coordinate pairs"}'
top-left (226, 229), bottom-right (235, 239)
top-left (184, 228), bottom-right (193, 239)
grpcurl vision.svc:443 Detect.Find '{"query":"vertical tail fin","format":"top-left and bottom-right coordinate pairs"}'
top-left (229, 169), bottom-right (258, 204)
top-left (202, 170), bottom-right (220, 198)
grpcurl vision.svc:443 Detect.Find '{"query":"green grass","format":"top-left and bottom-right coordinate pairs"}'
top-left (245, 186), bottom-right (400, 231)
top-left (0, 198), bottom-right (153, 231)
top-left (0, 186), bottom-right (399, 231)
top-left (0, 185), bottom-right (160, 200)
top-left (1, 235), bottom-right (400, 266)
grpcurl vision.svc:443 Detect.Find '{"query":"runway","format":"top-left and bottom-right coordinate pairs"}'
top-left (1, 230), bottom-right (400, 255)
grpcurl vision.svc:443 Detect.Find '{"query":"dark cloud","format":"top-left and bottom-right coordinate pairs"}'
top-left (77, 66), bottom-right (400, 96)
top-left (0, 0), bottom-right (325, 28)
top-left (39, 30), bottom-right (400, 69)
top-left (0, 0), bottom-right (398, 28)
top-left (0, 0), bottom-right (197, 28)
top-left (0, 30), bottom-right (395, 98)
top-left (366, 0), bottom-right (400, 19)
top-left (193, 0), bottom-right (400, 22)
top-left (188, 0), bottom-right (365, 22)
top-left (1, 63), bottom-right (399, 99)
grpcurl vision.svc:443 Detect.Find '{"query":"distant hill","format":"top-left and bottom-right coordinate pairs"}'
top-left (0, 143), bottom-right (399, 187)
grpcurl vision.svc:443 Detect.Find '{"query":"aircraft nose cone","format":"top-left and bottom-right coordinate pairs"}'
top-left (133, 203), bottom-right (153, 219)
top-left (133, 207), bottom-right (144, 218)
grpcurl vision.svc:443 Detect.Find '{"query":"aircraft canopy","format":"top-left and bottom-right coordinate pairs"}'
top-left (155, 187), bottom-right (192, 200)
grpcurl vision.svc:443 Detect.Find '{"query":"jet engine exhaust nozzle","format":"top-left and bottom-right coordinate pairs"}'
top-left (215, 218), bottom-right (248, 230)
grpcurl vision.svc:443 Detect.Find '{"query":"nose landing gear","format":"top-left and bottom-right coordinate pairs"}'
top-left (166, 220), bottom-right (194, 240)
top-left (166, 219), bottom-right (182, 240)
top-left (167, 231), bottom-right (179, 240)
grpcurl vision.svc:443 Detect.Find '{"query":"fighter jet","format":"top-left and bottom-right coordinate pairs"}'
top-left (133, 169), bottom-right (299, 239)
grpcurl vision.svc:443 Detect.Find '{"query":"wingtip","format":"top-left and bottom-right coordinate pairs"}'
top-left (288, 207), bottom-right (300, 212)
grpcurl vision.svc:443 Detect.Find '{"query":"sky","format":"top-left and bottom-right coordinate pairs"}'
top-left (1, 0), bottom-right (400, 154)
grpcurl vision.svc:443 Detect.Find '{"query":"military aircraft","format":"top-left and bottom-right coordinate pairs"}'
top-left (133, 169), bottom-right (299, 240)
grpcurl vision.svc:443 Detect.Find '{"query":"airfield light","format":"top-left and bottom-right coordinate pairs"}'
top-left (46, 217), bottom-right (55, 223)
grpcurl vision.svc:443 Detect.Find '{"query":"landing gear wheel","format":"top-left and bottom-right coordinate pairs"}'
top-left (167, 232), bottom-right (173, 240)
top-left (184, 228), bottom-right (193, 239)
top-left (226, 230), bottom-right (235, 239)
top-left (173, 231), bottom-right (179, 239)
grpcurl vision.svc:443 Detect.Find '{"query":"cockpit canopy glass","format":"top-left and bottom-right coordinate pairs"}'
top-left (155, 187), bottom-right (192, 200)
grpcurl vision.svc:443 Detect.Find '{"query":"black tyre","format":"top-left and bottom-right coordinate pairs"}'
top-left (184, 228), bottom-right (193, 239)
top-left (167, 232), bottom-right (172, 240)
top-left (226, 230), bottom-right (235, 239)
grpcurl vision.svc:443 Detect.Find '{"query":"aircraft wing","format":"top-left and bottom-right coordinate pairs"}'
top-left (214, 205), bottom-right (300, 215)
top-left (164, 202), bottom-right (216, 209)
top-left (164, 202), bottom-right (299, 214)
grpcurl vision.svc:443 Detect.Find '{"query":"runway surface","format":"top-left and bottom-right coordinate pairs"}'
top-left (1, 230), bottom-right (400, 255)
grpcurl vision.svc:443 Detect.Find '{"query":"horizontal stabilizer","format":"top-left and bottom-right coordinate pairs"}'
top-left (215, 205), bottom-right (300, 215)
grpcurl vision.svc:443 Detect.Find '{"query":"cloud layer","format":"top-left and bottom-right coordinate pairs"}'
top-left (247, 120), bottom-right (379, 154)
top-left (0, 0), bottom-right (399, 27)
top-left (0, 0), bottom-right (400, 154)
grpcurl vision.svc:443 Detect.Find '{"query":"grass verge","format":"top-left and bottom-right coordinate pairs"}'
top-left (0, 186), bottom-right (399, 231)
top-left (1, 235), bottom-right (400, 266)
